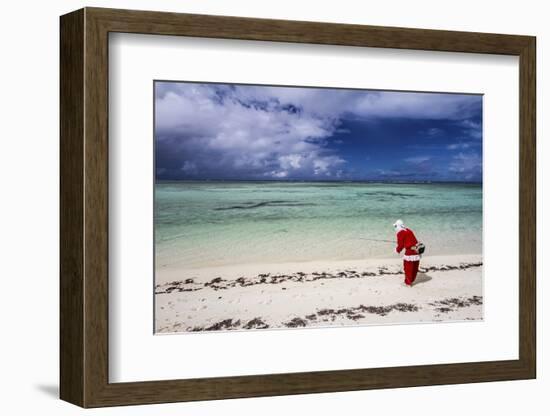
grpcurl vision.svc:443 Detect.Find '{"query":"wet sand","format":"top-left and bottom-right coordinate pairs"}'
top-left (155, 254), bottom-right (483, 333)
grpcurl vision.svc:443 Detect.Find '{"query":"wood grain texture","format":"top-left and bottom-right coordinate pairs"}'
top-left (59, 7), bottom-right (537, 408)
top-left (83, 10), bottom-right (110, 406)
top-left (88, 7), bottom-right (532, 54)
top-left (518, 38), bottom-right (536, 376)
top-left (59, 8), bottom-right (84, 407)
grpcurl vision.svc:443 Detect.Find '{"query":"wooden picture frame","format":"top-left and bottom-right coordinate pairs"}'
top-left (60, 7), bottom-right (536, 408)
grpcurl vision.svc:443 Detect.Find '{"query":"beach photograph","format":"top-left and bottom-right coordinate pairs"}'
top-left (154, 81), bottom-right (483, 334)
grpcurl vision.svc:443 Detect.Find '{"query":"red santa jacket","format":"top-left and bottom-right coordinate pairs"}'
top-left (396, 228), bottom-right (419, 257)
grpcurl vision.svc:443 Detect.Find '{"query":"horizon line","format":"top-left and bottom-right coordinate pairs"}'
top-left (155, 179), bottom-right (482, 185)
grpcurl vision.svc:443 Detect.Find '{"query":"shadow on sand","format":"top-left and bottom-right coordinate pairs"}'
top-left (412, 273), bottom-right (432, 286)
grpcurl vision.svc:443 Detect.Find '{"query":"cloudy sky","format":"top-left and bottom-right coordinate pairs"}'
top-left (155, 81), bottom-right (482, 182)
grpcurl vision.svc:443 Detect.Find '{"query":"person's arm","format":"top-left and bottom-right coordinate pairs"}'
top-left (396, 231), bottom-right (404, 253)
top-left (409, 232), bottom-right (419, 252)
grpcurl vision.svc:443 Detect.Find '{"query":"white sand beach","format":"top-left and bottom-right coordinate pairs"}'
top-left (155, 254), bottom-right (483, 333)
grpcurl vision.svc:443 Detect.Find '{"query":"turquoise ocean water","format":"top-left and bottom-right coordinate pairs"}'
top-left (155, 182), bottom-right (482, 270)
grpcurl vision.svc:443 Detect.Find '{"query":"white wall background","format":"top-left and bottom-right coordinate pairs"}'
top-left (0, 0), bottom-right (545, 414)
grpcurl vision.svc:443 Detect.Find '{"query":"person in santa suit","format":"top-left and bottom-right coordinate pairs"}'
top-left (393, 219), bottom-right (421, 286)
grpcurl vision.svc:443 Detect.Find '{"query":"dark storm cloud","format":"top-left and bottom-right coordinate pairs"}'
top-left (155, 82), bottom-right (482, 182)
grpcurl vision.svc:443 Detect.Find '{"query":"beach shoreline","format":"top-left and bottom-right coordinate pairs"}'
top-left (155, 254), bottom-right (483, 334)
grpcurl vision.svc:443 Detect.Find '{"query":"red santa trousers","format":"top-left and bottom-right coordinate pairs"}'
top-left (403, 260), bottom-right (420, 285)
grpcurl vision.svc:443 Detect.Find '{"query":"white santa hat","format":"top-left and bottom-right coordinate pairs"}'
top-left (393, 219), bottom-right (406, 233)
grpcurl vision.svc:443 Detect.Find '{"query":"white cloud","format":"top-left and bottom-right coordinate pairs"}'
top-left (427, 127), bottom-right (443, 136)
top-left (447, 143), bottom-right (471, 150)
top-left (268, 170), bottom-right (289, 178)
top-left (155, 82), bottom-right (481, 179)
top-left (404, 156), bottom-right (431, 164)
top-left (458, 119), bottom-right (482, 139)
top-left (353, 92), bottom-right (481, 120)
top-left (279, 154), bottom-right (303, 170)
top-left (460, 120), bottom-right (481, 129)
top-left (156, 83), bottom-right (344, 178)
top-left (180, 161), bottom-right (197, 173)
top-left (313, 156), bottom-right (345, 175)
top-left (230, 86), bottom-right (481, 120)
top-left (449, 152), bottom-right (482, 179)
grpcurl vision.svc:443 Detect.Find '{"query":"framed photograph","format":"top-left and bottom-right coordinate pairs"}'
top-left (60, 7), bottom-right (536, 407)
